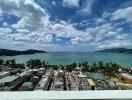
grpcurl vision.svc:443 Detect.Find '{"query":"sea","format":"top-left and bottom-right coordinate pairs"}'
top-left (0, 52), bottom-right (132, 68)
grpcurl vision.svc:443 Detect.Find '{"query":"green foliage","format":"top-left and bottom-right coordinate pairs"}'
top-left (0, 59), bottom-right (124, 73)
top-left (0, 59), bottom-right (4, 64)
top-left (98, 61), bottom-right (104, 69)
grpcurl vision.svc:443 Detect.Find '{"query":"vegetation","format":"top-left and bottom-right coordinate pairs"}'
top-left (0, 59), bottom-right (25, 68)
top-left (97, 48), bottom-right (132, 53)
top-left (0, 49), bottom-right (46, 56)
top-left (0, 59), bottom-right (130, 74)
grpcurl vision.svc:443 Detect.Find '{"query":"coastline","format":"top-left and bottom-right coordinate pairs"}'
top-left (0, 52), bottom-right (132, 68)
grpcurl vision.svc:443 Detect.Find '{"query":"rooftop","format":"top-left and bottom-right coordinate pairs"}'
top-left (22, 82), bottom-right (33, 87)
top-left (0, 71), bottom-right (10, 76)
top-left (121, 73), bottom-right (132, 79)
top-left (78, 73), bottom-right (87, 78)
top-left (0, 76), bottom-right (19, 83)
top-left (87, 79), bottom-right (95, 86)
top-left (35, 76), bottom-right (48, 89)
top-left (19, 71), bottom-right (27, 77)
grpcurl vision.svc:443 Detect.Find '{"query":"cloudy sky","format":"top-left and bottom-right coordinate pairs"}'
top-left (0, 0), bottom-right (132, 52)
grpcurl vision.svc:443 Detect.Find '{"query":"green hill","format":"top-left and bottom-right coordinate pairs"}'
top-left (97, 48), bottom-right (132, 53)
top-left (0, 49), bottom-right (46, 56)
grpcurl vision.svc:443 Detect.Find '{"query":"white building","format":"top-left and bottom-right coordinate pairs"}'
top-left (0, 71), bottom-right (10, 79)
top-left (0, 75), bottom-right (20, 86)
top-left (121, 73), bottom-right (132, 80)
top-left (35, 75), bottom-right (50, 91)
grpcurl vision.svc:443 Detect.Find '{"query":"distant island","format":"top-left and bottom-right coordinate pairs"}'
top-left (0, 49), bottom-right (46, 56)
top-left (1, 48), bottom-right (132, 56)
top-left (97, 48), bottom-right (132, 53)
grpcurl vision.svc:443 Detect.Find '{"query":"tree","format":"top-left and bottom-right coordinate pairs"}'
top-left (42, 61), bottom-right (49, 69)
top-left (105, 62), bottom-right (111, 72)
top-left (111, 62), bottom-right (120, 73)
top-left (60, 64), bottom-right (65, 70)
top-left (93, 62), bottom-right (97, 68)
top-left (82, 61), bottom-right (88, 67)
top-left (10, 59), bottom-right (16, 66)
top-left (5, 60), bottom-right (10, 65)
top-left (98, 61), bottom-right (104, 69)
top-left (65, 62), bottom-right (77, 72)
top-left (11, 63), bottom-right (25, 68)
top-left (0, 59), bottom-right (4, 65)
top-left (26, 60), bottom-right (31, 68)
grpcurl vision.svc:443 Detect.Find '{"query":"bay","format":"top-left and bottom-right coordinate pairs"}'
top-left (0, 52), bottom-right (132, 68)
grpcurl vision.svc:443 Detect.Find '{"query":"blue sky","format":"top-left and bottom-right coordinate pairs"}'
top-left (0, 0), bottom-right (132, 52)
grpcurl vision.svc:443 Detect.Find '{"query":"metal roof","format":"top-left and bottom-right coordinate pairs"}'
top-left (87, 79), bottom-right (95, 86)
top-left (0, 72), bottom-right (10, 76)
top-left (19, 71), bottom-right (27, 77)
top-left (78, 73), bottom-right (87, 78)
top-left (22, 82), bottom-right (33, 87)
top-left (121, 73), bottom-right (132, 79)
top-left (0, 76), bottom-right (19, 83)
top-left (35, 76), bottom-right (48, 89)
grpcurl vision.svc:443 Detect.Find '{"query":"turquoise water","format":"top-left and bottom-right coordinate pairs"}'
top-left (0, 52), bottom-right (132, 68)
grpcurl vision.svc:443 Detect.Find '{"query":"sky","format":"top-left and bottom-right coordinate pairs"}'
top-left (0, 0), bottom-right (132, 52)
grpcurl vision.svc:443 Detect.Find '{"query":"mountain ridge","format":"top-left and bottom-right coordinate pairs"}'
top-left (0, 48), bottom-right (46, 56)
top-left (96, 48), bottom-right (132, 53)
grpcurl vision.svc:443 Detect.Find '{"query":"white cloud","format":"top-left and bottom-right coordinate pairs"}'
top-left (0, 0), bottom-right (131, 51)
top-left (37, 33), bottom-right (53, 43)
top-left (103, 12), bottom-right (110, 18)
top-left (77, 0), bottom-right (94, 15)
top-left (105, 31), bottom-right (117, 37)
top-left (0, 0), bottom-right (50, 30)
top-left (0, 0), bottom-right (94, 49)
top-left (0, 27), bottom-right (12, 34)
top-left (116, 28), bottom-right (123, 33)
top-left (0, 8), bottom-right (3, 22)
top-left (56, 38), bottom-right (61, 41)
top-left (13, 35), bottom-right (30, 41)
top-left (16, 29), bottom-right (30, 33)
top-left (95, 18), bottom-right (105, 24)
top-left (52, 1), bottom-right (56, 6)
top-left (70, 35), bottom-right (92, 45)
top-left (0, 0), bottom-right (47, 17)
top-left (3, 22), bottom-right (8, 27)
top-left (97, 39), bottom-right (132, 49)
top-left (62, 0), bottom-right (80, 8)
top-left (112, 7), bottom-right (132, 22)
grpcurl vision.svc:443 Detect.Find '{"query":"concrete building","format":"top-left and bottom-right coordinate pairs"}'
top-left (18, 82), bottom-right (34, 91)
top-left (10, 68), bottom-right (21, 75)
top-left (0, 76), bottom-right (19, 85)
top-left (18, 71), bottom-right (27, 77)
top-left (51, 70), bottom-right (65, 91)
top-left (87, 79), bottom-right (95, 90)
top-left (0, 71), bottom-right (10, 79)
top-left (30, 76), bottom-right (40, 85)
top-left (54, 80), bottom-right (64, 91)
top-left (0, 75), bottom-right (22, 91)
top-left (35, 75), bottom-right (50, 91)
top-left (45, 68), bottom-right (53, 77)
top-left (0, 65), bottom-right (11, 71)
top-left (78, 73), bottom-right (89, 90)
top-left (121, 73), bottom-right (132, 80)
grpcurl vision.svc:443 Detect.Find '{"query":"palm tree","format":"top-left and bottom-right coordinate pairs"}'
top-left (105, 62), bottom-right (111, 72)
top-left (93, 62), bottom-right (97, 68)
top-left (10, 59), bottom-right (16, 65)
top-left (5, 60), bottom-right (10, 65)
top-left (98, 61), bottom-right (104, 69)
top-left (111, 62), bottom-right (120, 73)
top-left (0, 59), bottom-right (4, 65)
